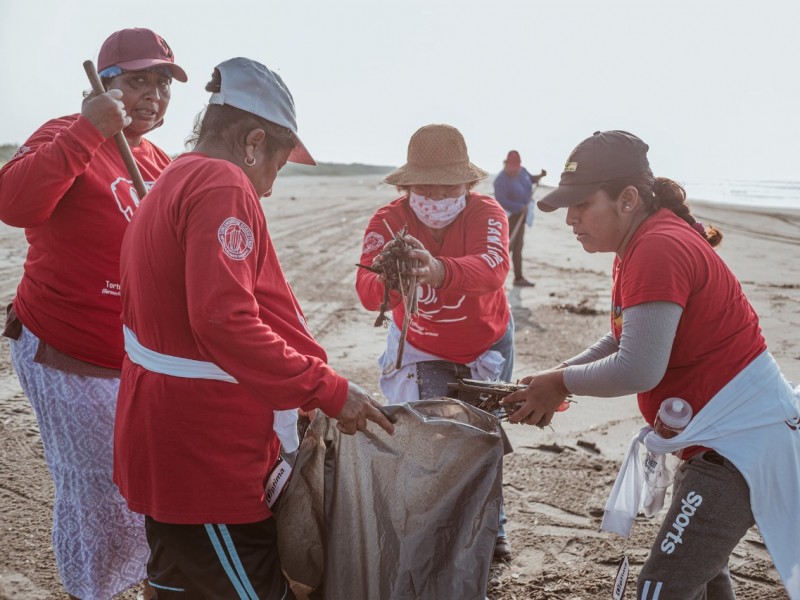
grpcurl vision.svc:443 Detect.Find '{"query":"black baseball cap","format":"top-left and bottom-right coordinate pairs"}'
top-left (538, 130), bottom-right (650, 212)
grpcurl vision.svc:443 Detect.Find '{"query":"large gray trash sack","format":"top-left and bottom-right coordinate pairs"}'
top-left (276, 398), bottom-right (504, 600)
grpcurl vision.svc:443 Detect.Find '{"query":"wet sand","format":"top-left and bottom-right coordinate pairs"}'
top-left (0, 175), bottom-right (797, 599)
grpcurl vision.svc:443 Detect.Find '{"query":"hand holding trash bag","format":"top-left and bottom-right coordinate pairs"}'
top-left (336, 381), bottom-right (395, 435)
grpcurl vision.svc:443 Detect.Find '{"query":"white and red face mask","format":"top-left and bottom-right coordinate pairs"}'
top-left (409, 192), bottom-right (467, 229)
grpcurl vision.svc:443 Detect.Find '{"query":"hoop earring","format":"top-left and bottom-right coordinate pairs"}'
top-left (245, 156), bottom-right (256, 167)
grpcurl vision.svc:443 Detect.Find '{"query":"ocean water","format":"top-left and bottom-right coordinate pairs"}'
top-left (683, 180), bottom-right (800, 210)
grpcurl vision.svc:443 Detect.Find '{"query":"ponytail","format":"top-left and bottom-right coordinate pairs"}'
top-left (652, 177), bottom-right (722, 247)
top-left (602, 172), bottom-right (723, 248)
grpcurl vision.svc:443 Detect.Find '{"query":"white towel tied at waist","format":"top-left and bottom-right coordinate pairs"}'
top-left (123, 326), bottom-right (300, 453)
top-left (601, 352), bottom-right (800, 599)
top-left (378, 320), bottom-right (505, 405)
top-left (124, 326), bottom-right (238, 383)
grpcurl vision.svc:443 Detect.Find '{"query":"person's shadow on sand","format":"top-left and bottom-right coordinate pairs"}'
top-left (506, 287), bottom-right (547, 332)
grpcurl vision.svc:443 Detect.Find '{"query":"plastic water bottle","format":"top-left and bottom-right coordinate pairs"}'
top-left (642, 398), bottom-right (693, 518)
top-left (653, 397), bottom-right (694, 439)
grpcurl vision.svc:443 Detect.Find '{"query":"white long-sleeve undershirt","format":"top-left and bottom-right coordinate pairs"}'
top-left (562, 302), bottom-right (684, 397)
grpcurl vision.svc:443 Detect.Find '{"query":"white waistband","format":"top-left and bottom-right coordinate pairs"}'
top-left (123, 326), bottom-right (238, 383)
top-left (123, 326), bottom-right (300, 453)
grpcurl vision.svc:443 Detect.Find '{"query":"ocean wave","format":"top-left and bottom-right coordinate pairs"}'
top-left (684, 180), bottom-right (800, 209)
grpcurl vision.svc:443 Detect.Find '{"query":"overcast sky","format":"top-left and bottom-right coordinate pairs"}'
top-left (1, 0), bottom-right (798, 185)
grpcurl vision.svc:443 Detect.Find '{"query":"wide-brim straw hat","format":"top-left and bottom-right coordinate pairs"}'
top-left (383, 124), bottom-right (488, 186)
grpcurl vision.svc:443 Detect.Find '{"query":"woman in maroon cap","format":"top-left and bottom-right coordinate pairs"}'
top-left (502, 131), bottom-right (800, 599)
top-left (0, 28), bottom-right (186, 600)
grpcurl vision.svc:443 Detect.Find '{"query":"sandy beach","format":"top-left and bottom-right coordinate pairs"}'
top-left (0, 173), bottom-right (798, 599)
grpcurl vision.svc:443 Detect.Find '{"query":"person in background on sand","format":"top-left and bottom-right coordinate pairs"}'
top-left (114, 57), bottom-right (395, 598)
top-left (492, 150), bottom-right (546, 287)
top-left (356, 123), bottom-right (516, 561)
top-left (0, 28), bottom-right (186, 600)
top-left (503, 130), bottom-right (800, 599)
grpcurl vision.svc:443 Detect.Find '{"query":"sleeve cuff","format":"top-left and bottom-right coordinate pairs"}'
top-left (71, 115), bottom-right (110, 151)
top-left (437, 257), bottom-right (454, 289)
top-left (318, 374), bottom-right (349, 417)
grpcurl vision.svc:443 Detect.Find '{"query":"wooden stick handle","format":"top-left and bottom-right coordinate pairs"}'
top-left (395, 262), bottom-right (419, 370)
top-left (509, 204), bottom-right (527, 246)
top-left (82, 60), bottom-right (148, 200)
top-left (395, 325), bottom-right (408, 371)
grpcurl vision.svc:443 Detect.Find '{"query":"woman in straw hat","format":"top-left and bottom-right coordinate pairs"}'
top-left (0, 28), bottom-right (186, 600)
top-left (114, 57), bottom-right (394, 598)
top-left (502, 130), bottom-right (800, 598)
top-left (356, 123), bottom-right (515, 560)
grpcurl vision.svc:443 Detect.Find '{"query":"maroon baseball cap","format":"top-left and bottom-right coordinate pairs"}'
top-left (538, 130), bottom-right (649, 212)
top-left (98, 28), bottom-right (187, 82)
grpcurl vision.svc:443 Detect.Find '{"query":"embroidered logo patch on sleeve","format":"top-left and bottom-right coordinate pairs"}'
top-left (362, 231), bottom-right (385, 254)
top-left (217, 217), bottom-right (254, 260)
top-left (10, 145), bottom-right (31, 161)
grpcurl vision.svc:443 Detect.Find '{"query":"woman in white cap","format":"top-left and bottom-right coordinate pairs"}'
top-left (114, 57), bottom-right (394, 598)
top-left (356, 123), bottom-right (515, 560)
top-left (502, 130), bottom-right (800, 599)
top-left (0, 28), bottom-right (186, 600)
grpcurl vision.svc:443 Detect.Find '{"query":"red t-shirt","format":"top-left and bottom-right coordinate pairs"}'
top-left (0, 115), bottom-right (171, 368)
top-left (356, 194), bottom-right (511, 363)
top-left (114, 153), bottom-right (347, 524)
top-left (612, 209), bottom-right (766, 427)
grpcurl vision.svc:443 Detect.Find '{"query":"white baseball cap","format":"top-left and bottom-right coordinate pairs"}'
top-left (208, 57), bottom-right (315, 165)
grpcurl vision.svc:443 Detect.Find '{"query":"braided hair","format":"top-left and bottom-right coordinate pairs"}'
top-left (601, 171), bottom-right (723, 247)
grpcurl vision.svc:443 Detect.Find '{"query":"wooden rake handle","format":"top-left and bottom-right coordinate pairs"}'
top-left (82, 60), bottom-right (148, 199)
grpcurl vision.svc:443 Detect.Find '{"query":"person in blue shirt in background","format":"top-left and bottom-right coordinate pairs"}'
top-left (493, 150), bottom-right (546, 287)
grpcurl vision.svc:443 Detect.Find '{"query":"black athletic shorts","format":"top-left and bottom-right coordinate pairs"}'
top-left (145, 516), bottom-right (296, 599)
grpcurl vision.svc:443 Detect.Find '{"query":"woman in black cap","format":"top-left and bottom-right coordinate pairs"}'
top-left (502, 131), bottom-right (800, 598)
top-left (0, 28), bottom-right (186, 600)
